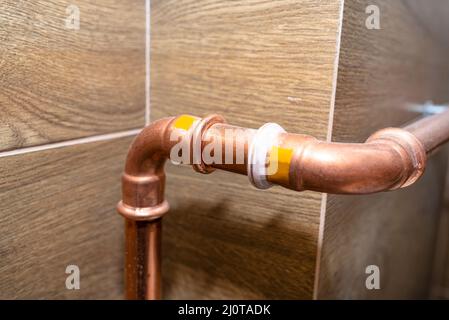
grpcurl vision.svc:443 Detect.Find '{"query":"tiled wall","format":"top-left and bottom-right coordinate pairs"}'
top-left (431, 161), bottom-right (449, 299)
top-left (3, 0), bottom-right (448, 300)
top-left (0, 1), bottom-right (146, 299)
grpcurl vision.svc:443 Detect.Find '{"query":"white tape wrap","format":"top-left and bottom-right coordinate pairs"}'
top-left (247, 123), bottom-right (286, 189)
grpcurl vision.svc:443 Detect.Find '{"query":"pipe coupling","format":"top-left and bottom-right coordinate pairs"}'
top-left (191, 114), bottom-right (227, 174)
top-left (117, 200), bottom-right (170, 221)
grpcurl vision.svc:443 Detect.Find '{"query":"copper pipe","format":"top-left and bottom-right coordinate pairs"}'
top-left (125, 219), bottom-right (161, 299)
top-left (204, 123), bottom-right (255, 175)
top-left (403, 109), bottom-right (449, 154)
top-left (118, 109), bottom-right (449, 299)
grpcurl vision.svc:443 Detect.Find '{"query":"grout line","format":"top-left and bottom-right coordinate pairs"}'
top-left (313, 0), bottom-right (345, 300)
top-left (0, 129), bottom-right (142, 159)
top-left (314, 193), bottom-right (329, 298)
top-left (325, 2), bottom-right (344, 145)
top-left (145, 0), bottom-right (151, 126)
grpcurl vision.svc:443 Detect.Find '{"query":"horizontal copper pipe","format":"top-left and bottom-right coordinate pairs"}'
top-left (118, 109), bottom-right (449, 299)
top-left (403, 108), bottom-right (449, 154)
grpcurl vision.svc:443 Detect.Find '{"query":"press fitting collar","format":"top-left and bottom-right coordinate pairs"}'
top-left (247, 122), bottom-right (286, 189)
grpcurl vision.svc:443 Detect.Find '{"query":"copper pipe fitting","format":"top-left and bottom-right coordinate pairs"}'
top-left (270, 128), bottom-right (426, 194)
top-left (117, 115), bottom-right (227, 299)
top-left (117, 117), bottom-right (175, 300)
top-left (118, 109), bottom-right (449, 300)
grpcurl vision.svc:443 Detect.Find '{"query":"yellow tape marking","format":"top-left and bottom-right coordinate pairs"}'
top-left (268, 146), bottom-right (293, 183)
top-left (173, 115), bottom-right (199, 131)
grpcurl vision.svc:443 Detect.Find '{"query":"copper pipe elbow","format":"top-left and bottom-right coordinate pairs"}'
top-left (278, 127), bottom-right (426, 194)
top-left (117, 114), bottom-right (227, 299)
top-left (117, 117), bottom-right (176, 300)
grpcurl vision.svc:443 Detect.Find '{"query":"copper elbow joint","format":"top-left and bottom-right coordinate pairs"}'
top-left (279, 127), bottom-right (426, 194)
top-left (117, 114), bottom-right (227, 299)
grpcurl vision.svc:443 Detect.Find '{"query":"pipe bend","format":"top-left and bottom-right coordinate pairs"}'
top-left (124, 117), bottom-right (176, 177)
top-left (117, 117), bottom-right (179, 301)
top-left (289, 128), bottom-right (427, 194)
top-left (119, 117), bottom-right (175, 216)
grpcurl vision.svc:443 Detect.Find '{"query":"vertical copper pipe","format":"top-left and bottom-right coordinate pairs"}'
top-left (125, 219), bottom-right (162, 300)
top-left (118, 117), bottom-right (176, 300)
top-left (147, 219), bottom-right (162, 300)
